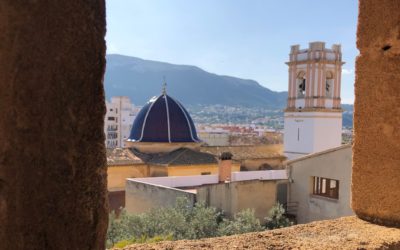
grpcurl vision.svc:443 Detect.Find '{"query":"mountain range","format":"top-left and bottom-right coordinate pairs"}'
top-left (105, 54), bottom-right (287, 108)
top-left (104, 54), bottom-right (353, 127)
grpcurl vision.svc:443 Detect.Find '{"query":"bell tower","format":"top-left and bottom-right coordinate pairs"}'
top-left (284, 42), bottom-right (344, 160)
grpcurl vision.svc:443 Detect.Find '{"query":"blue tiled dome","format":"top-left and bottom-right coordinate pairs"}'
top-left (128, 93), bottom-right (200, 143)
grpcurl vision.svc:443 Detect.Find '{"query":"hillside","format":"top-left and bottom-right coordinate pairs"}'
top-left (105, 54), bottom-right (287, 108)
top-left (104, 54), bottom-right (353, 127)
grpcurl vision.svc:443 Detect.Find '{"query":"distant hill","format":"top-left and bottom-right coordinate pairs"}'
top-left (104, 54), bottom-right (353, 127)
top-left (105, 54), bottom-right (287, 108)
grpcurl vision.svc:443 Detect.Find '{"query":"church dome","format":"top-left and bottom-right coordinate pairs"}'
top-left (128, 93), bottom-right (200, 143)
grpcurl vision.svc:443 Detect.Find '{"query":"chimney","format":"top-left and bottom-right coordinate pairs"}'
top-left (219, 152), bottom-right (233, 182)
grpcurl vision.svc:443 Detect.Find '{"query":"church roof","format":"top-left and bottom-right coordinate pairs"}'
top-left (130, 148), bottom-right (217, 166)
top-left (106, 148), bottom-right (145, 166)
top-left (128, 93), bottom-right (200, 143)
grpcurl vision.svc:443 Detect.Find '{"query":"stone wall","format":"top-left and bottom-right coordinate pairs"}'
top-left (352, 0), bottom-right (400, 226)
top-left (0, 1), bottom-right (108, 249)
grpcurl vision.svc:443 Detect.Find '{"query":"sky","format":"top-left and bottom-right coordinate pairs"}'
top-left (106, 0), bottom-right (358, 104)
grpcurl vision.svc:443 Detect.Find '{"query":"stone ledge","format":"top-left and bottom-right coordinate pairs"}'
top-left (118, 216), bottom-right (400, 250)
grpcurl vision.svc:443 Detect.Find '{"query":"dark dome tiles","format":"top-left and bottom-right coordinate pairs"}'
top-left (128, 93), bottom-right (200, 143)
top-left (141, 96), bottom-right (169, 142)
top-left (166, 95), bottom-right (194, 142)
top-left (129, 101), bottom-right (152, 141)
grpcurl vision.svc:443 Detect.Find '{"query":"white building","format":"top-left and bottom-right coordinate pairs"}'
top-left (197, 126), bottom-right (230, 146)
top-left (284, 42), bottom-right (344, 160)
top-left (104, 96), bottom-right (139, 148)
top-left (286, 144), bottom-right (353, 224)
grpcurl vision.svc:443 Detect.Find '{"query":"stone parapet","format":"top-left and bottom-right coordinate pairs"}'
top-left (118, 216), bottom-right (400, 250)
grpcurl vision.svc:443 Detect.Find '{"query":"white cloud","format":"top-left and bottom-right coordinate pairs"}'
top-left (342, 69), bottom-right (354, 75)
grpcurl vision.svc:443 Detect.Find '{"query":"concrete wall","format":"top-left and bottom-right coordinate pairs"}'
top-left (125, 180), bottom-right (196, 214)
top-left (0, 1), bottom-right (108, 249)
top-left (197, 180), bottom-right (282, 221)
top-left (352, 0), bottom-right (400, 226)
top-left (131, 175), bottom-right (218, 188)
top-left (231, 170), bottom-right (287, 182)
top-left (107, 164), bottom-right (148, 190)
top-left (166, 164), bottom-right (240, 177)
top-left (132, 170), bottom-right (287, 188)
top-left (288, 145), bottom-right (353, 224)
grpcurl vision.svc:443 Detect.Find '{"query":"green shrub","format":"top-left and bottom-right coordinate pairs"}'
top-left (264, 202), bottom-right (292, 229)
top-left (186, 201), bottom-right (220, 239)
top-left (217, 209), bottom-right (263, 236)
top-left (107, 198), bottom-right (295, 249)
top-left (106, 210), bottom-right (130, 248)
top-left (106, 197), bottom-right (220, 248)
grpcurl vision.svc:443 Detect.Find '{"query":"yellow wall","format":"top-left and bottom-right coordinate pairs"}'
top-left (166, 163), bottom-right (240, 177)
top-left (149, 165), bottom-right (168, 177)
top-left (108, 163), bottom-right (241, 190)
top-left (107, 164), bottom-right (148, 191)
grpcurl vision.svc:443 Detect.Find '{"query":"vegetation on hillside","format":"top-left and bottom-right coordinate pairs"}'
top-left (107, 197), bottom-right (292, 249)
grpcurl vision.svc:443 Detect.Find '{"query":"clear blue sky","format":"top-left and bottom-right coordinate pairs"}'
top-left (106, 0), bottom-right (358, 104)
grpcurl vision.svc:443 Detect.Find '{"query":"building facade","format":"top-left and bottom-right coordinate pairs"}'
top-left (284, 42), bottom-right (344, 160)
top-left (104, 96), bottom-right (139, 148)
top-left (286, 144), bottom-right (353, 224)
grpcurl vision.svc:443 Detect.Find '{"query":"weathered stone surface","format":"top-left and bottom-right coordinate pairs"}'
top-left (352, 0), bottom-right (400, 226)
top-left (357, 0), bottom-right (400, 51)
top-left (0, 1), bottom-right (108, 249)
top-left (118, 217), bottom-right (400, 250)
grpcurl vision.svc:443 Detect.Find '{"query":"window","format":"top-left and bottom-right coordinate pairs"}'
top-left (297, 71), bottom-right (306, 97)
top-left (108, 117), bottom-right (115, 121)
top-left (312, 176), bottom-right (339, 199)
top-left (325, 71), bottom-right (334, 98)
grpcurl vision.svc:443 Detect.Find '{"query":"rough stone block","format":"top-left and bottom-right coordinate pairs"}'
top-left (353, 0), bottom-right (400, 226)
top-left (0, 1), bottom-right (108, 249)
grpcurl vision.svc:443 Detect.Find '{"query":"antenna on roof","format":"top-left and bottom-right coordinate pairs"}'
top-left (162, 76), bottom-right (167, 95)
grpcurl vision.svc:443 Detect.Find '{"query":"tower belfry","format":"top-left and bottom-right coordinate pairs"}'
top-left (284, 42), bottom-right (344, 160)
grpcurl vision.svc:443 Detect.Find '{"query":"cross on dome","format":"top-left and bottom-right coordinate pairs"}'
top-left (162, 76), bottom-right (167, 95)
